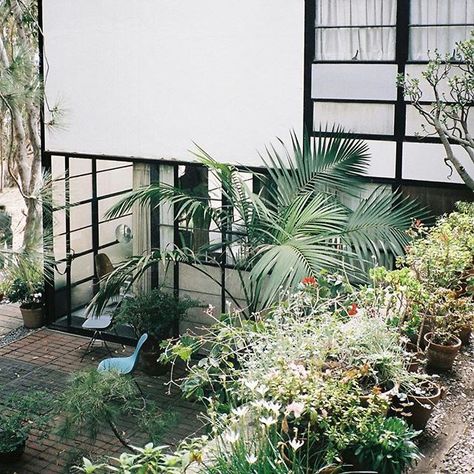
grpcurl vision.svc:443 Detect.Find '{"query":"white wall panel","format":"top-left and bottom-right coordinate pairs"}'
top-left (365, 140), bottom-right (397, 179)
top-left (312, 64), bottom-right (398, 100)
top-left (43, 0), bottom-right (305, 166)
top-left (402, 142), bottom-right (474, 183)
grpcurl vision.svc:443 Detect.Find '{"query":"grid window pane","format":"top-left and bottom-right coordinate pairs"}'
top-left (312, 64), bottom-right (398, 100)
top-left (315, 27), bottom-right (396, 61)
top-left (409, 25), bottom-right (473, 60)
top-left (314, 102), bottom-right (394, 135)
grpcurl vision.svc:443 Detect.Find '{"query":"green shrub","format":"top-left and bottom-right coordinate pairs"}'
top-left (353, 417), bottom-right (421, 474)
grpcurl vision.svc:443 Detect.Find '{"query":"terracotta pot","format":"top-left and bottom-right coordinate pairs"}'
top-left (20, 306), bottom-right (44, 329)
top-left (418, 315), bottom-right (436, 349)
top-left (140, 350), bottom-right (170, 376)
top-left (390, 381), bottom-right (441, 431)
top-left (360, 383), bottom-right (398, 414)
top-left (424, 332), bottom-right (461, 371)
top-left (405, 342), bottom-right (424, 373)
top-left (0, 438), bottom-right (26, 463)
top-left (457, 324), bottom-right (472, 345)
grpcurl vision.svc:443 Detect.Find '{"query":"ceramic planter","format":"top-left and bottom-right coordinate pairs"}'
top-left (0, 437), bottom-right (26, 463)
top-left (424, 332), bottom-right (461, 371)
top-left (20, 306), bottom-right (44, 329)
top-left (405, 342), bottom-right (425, 373)
top-left (139, 336), bottom-right (170, 375)
top-left (457, 324), bottom-right (472, 345)
top-left (140, 349), bottom-right (170, 376)
top-left (390, 381), bottom-right (441, 431)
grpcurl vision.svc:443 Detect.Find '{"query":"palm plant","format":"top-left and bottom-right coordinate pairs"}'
top-left (91, 129), bottom-right (423, 316)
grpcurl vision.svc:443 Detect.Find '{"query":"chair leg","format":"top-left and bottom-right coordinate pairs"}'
top-left (97, 331), bottom-right (113, 356)
top-left (80, 331), bottom-right (98, 362)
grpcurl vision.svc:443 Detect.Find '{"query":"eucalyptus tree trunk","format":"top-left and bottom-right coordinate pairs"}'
top-left (0, 0), bottom-right (44, 250)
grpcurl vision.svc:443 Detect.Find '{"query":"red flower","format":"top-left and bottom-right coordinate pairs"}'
top-left (301, 276), bottom-right (317, 286)
top-left (348, 303), bottom-right (358, 316)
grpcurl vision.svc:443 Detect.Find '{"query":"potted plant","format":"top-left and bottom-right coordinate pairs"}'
top-left (424, 330), bottom-right (462, 371)
top-left (0, 391), bottom-right (52, 463)
top-left (3, 253), bottom-right (46, 329)
top-left (113, 288), bottom-right (199, 375)
top-left (0, 412), bottom-right (29, 462)
top-left (390, 378), bottom-right (442, 431)
top-left (350, 417), bottom-right (421, 473)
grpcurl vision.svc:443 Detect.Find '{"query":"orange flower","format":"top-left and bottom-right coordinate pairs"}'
top-left (301, 276), bottom-right (317, 286)
top-left (348, 303), bottom-right (358, 316)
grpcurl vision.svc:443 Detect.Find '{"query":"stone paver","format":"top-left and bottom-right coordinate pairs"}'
top-left (0, 329), bottom-right (204, 474)
top-left (0, 304), bottom-right (22, 337)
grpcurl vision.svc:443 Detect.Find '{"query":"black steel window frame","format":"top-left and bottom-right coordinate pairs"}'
top-left (43, 152), bottom-right (267, 343)
top-left (309, 0), bottom-right (473, 189)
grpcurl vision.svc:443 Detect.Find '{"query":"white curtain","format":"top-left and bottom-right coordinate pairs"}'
top-left (132, 163), bottom-right (151, 294)
top-left (410, 0), bottom-right (473, 60)
top-left (315, 0), bottom-right (397, 60)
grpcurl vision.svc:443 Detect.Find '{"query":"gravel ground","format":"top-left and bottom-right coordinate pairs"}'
top-left (412, 341), bottom-right (474, 473)
top-left (0, 325), bottom-right (37, 348)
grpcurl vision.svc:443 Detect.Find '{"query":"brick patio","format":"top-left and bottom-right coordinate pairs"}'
top-left (0, 329), bottom-right (204, 474)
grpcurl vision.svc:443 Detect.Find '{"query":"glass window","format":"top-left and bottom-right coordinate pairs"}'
top-left (315, 0), bottom-right (397, 61)
top-left (314, 102), bottom-right (395, 135)
top-left (409, 0), bottom-right (474, 60)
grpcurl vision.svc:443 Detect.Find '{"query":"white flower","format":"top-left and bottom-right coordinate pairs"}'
top-left (223, 430), bottom-right (240, 444)
top-left (259, 416), bottom-right (277, 428)
top-left (231, 406), bottom-right (249, 419)
top-left (285, 401), bottom-right (305, 419)
top-left (255, 384), bottom-right (268, 397)
top-left (246, 454), bottom-right (258, 464)
top-left (289, 438), bottom-right (304, 451)
top-left (262, 400), bottom-right (281, 414)
top-left (244, 380), bottom-right (259, 392)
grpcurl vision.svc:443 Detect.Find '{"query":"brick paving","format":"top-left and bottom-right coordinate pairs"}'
top-left (0, 329), bottom-right (204, 474)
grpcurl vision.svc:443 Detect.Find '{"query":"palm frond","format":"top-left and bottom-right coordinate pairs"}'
top-left (262, 127), bottom-right (370, 207)
top-left (342, 186), bottom-right (427, 264)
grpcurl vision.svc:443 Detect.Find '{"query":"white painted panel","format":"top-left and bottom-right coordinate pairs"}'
top-left (402, 142), bottom-right (474, 184)
top-left (404, 65), bottom-right (459, 102)
top-left (314, 102), bottom-right (394, 135)
top-left (312, 64), bottom-right (398, 100)
top-left (365, 140), bottom-right (397, 179)
top-left (43, 0), bottom-right (305, 166)
top-left (96, 166), bottom-right (133, 197)
top-left (406, 105), bottom-right (474, 137)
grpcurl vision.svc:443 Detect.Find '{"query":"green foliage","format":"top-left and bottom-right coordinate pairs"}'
top-left (55, 369), bottom-right (175, 449)
top-left (92, 130), bottom-right (422, 315)
top-left (404, 202), bottom-right (474, 291)
top-left (354, 417), bottom-right (421, 474)
top-left (397, 32), bottom-right (474, 189)
top-left (113, 288), bottom-right (199, 341)
top-left (0, 391), bottom-right (53, 452)
top-left (74, 439), bottom-right (208, 474)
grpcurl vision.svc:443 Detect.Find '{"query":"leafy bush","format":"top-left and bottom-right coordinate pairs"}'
top-left (0, 391), bottom-right (52, 452)
top-left (113, 289), bottom-right (198, 342)
top-left (404, 202), bottom-right (474, 291)
top-left (353, 417), bottom-right (421, 474)
top-left (55, 369), bottom-right (175, 450)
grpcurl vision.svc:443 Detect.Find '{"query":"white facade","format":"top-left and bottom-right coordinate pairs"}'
top-left (43, 0), bottom-right (305, 166)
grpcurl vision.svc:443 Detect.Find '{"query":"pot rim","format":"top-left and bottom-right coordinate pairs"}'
top-left (424, 332), bottom-right (462, 349)
top-left (408, 380), bottom-right (441, 401)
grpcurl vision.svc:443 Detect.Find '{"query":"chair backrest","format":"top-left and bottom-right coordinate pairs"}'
top-left (130, 333), bottom-right (148, 371)
top-left (95, 253), bottom-right (115, 279)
